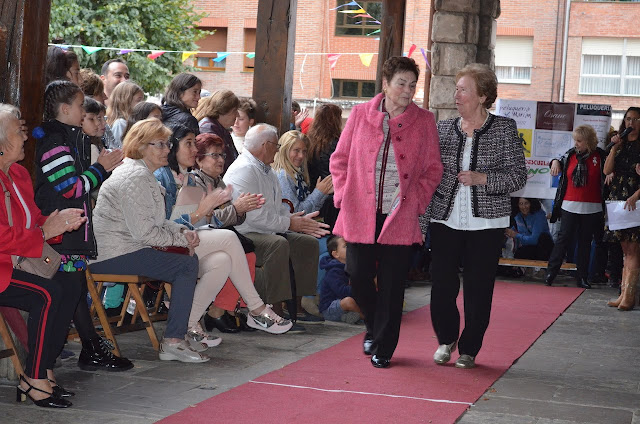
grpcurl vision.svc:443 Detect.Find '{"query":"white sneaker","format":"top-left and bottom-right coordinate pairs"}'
top-left (247, 304), bottom-right (293, 334)
top-left (433, 341), bottom-right (457, 364)
top-left (187, 323), bottom-right (222, 348)
top-left (159, 340), bottom-right (210, 363)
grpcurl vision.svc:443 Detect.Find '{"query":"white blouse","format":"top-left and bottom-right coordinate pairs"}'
top-left (433, 136), bottom-right (509, 231)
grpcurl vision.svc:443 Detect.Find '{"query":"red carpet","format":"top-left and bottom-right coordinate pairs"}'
top-left (158, 282), bottom-right (582, 424)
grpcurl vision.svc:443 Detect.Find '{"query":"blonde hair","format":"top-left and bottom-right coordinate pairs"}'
top-left (106, 81), bottom-right (143, 125)
top-left (193, 90), bottom-right (239, 121)
top-left (272, 130), bottom-right (310, 184)
top-left (573, 125), bottom-right (598, 153)
top-left (123, 118), bottom-right (172, 159)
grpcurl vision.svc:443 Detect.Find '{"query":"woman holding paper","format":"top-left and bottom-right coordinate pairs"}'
top-left (154, 124), bottom-right (292, 336)
top-left (603, 107), bottom-right (640, 310)
top-left (546, 125), bottom-right (606, 289)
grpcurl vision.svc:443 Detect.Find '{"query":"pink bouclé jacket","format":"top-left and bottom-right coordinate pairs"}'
top-left (330, 93), bottom-right (443, 246)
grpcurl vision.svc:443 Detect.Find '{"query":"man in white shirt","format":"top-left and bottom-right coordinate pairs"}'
top-left (224, 124), bottom-right (329, 326)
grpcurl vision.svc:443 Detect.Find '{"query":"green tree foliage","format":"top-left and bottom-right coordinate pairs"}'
top-left (49, 0), bottom-right (208, 95)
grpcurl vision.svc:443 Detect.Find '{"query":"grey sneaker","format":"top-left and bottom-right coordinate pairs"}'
top-left (433, 341), bottom-right (457, 364)
top-left (455, 354), bottom-right (476, 369)
top-left (247, 304), bottom-right (293, 334)
top-left (187, 323), bottom-right (222, 348)
top-left (341, 311), bottom-right (361, 325)
top-left (159, 340), bottom-right (210, 363)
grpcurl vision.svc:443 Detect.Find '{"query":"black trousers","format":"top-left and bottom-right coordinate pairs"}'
top-left (0, 269), bottom-right (77, 378)
top-left (547, 210), bottom-right (602, 280)
top-left (346, 214), bottom-right (412, 358)
top-left (430, 223), bottom-right (504, 357)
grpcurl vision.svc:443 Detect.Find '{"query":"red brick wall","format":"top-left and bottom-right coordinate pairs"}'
top-left (190, 0), bottom-right (432, 104)
top-left (496, 0), bottom-right (565, 103)
top-left (564, 2), bottom-right (640, 111)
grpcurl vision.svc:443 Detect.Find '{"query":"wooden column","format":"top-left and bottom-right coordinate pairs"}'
top-left (375, 0), bottom-right (407, 92)
top-left (0, 0), bottom-right (52, 178)
top-left (252, 0), bottom-right (298, 136)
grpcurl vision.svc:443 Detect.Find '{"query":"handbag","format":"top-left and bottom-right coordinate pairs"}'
top-left (228, 226), bottom-right (255, 254)
top-left (151, 245), bottom-right (190, 255)
top-left (0, 178), bottom-right (60, 279)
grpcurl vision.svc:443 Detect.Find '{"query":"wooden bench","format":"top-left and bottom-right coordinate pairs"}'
top-left (498, 258), bottom-right (577, 271)
top-left (0, 310), bottom-right (24, 377)
top-left (85, 270), bottom-right (170, 355)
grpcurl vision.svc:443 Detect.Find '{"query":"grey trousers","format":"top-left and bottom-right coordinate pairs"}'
top-left (244, 232), bottom-right (319, 304)
top-left (90, 248), bottom-right (199, 339)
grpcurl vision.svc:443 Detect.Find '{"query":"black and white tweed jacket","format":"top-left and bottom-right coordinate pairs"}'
top-left (423, 114), bottom-right (526, 227)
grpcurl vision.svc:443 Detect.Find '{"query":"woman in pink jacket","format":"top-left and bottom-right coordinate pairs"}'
top-left (330, 57), bottom-right (443, 368)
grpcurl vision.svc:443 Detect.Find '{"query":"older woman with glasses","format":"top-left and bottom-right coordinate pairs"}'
top-left (154, 128), bottom-right (292, 337)
top-left (91, 118), bottom-right (207, 363)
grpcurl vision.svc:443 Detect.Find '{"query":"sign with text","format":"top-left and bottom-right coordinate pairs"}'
top-left (495, 99), bottom-right (611, 199)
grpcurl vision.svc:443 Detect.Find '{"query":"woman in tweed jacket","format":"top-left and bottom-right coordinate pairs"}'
top-left (428, 63), bottom-right (526, 369)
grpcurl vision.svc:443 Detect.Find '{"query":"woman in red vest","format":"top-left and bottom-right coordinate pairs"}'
top-left (546, 125), bottom-right (606, 289)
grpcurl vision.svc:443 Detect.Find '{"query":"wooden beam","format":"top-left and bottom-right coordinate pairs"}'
top-left (0, 0), bottom-right (52, 178)
top-left (375, 0), bottom-right (407, 92)
top-left (252, 0), bottom-right (298, 137)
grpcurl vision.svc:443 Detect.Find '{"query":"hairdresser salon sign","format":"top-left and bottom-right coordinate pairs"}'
top-left (495, 99), bottom-right (611, 199)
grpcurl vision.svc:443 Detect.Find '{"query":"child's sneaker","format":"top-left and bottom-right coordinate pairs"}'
top-left (247, 304), bottom-right (293, 334)
top-left (341, 311), bottom-right (361, 325)
top-left (186, 323), bottom-right (222, 348)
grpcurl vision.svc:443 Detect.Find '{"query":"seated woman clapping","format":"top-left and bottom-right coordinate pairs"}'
top-left (90, 118), bottom-right (207, 363)
top-left (272, 130), bottom-right (333, 214)
top-left (0, 104), bottom-right (85, 407)
top-left (154, 126), bottom-right (292, 338)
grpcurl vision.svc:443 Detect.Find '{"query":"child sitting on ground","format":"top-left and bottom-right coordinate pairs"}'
top-left (318, 235), bottom-right (362, 324)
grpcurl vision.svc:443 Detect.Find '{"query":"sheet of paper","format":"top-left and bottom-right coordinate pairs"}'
top-left (606, 200), bottom-right (640, 230)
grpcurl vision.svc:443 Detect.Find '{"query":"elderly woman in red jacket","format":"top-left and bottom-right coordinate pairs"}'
top-left (330, 57), bottom-right (443, 368)
top-left (0, 104), bottom-right (85, 408)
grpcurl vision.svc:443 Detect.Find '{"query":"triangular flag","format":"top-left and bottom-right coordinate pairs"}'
top-left (330, 1), bottom-right (359, 10)
top-left (118, 49), bottom-right (133, 55)
top-left (421, 48), bottom-right (431, 70)
top-left (181, 51), bottom-right (197, 62)
top-left (328, 54), bottom-right (341, 69)
top-left (408, 44), bottom-right (417, 58)
top-left (353, 14), bottom-right (373, 18)
top-left (246, 52), bottom-right (255, 59)
top-left (81, 46), bottom-right (102, 55)
top-left (147, 50), bottom-right (165, 60)
top-left (214, 52), bottom-right (230, 62)
top-left (340, 8), bottom-right (366, 13)
top-left (359, 53), bottom-right (374, 67)
top-left (367, 29), bottom-right (381, 36)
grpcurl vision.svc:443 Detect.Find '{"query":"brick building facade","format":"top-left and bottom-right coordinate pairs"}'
top-left (190, 1), bottom-right (640, 114)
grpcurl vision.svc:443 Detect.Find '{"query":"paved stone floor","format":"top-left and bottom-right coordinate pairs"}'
top-left (0, 274), bottom-right (638, 423)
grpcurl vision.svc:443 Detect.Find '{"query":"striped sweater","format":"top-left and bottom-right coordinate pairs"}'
top-left (34, 119), bottom-right (107, 256)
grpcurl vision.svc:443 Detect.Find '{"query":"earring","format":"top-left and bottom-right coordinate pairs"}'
top-left (0, 151), bottom-right (4, 155)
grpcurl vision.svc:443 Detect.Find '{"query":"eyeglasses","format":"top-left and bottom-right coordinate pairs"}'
top-left (625, 117), bottom-right (640, 123)
top-left (201, 152), bottom-right (227, 160)
top-left (148, 141), bottom-right (173, 150)
top-left (267, 140), bottom-right (282, 149)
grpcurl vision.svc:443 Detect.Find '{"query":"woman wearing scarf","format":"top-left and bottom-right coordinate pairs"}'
top-left (273, 130), bottom-right (333, 214)
top-left (545, 125), bottom-right (606, 289)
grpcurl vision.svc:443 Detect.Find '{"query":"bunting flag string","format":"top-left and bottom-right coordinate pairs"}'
top-left (50, 41), bottom-right (432, 72)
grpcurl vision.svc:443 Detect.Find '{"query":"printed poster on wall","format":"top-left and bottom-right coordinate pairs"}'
top-left (495, 99), bottom-right (611, 200)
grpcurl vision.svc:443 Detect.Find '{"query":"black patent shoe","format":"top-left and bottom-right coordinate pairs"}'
top-left (203, 311), bottom-right (240, 333)
top-left (577, 278), bottom-right (592, 289)
top-left (16, 376), bottom-right (72, 408)
top-left (363, 334), bottom-right (375, 355)
top-left (371, 355), bottom-right (391, 368)
top-left (48, 379), bottom-right (75, 397)
top-left (78, 336), bottom-right (134, 372)
top-left (544, 274), bottom-right (554, 286)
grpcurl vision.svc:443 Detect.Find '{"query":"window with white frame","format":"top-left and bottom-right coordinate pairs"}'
top-left (580, 38), bottom-right (640, 96)
top-left (495, 36), bottom-right (533, 84)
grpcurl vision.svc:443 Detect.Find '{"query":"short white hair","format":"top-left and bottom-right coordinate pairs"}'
top-left (244, 123), bottom-right (278, 151)
top-left (0, 104), bottom-right (21, 146)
